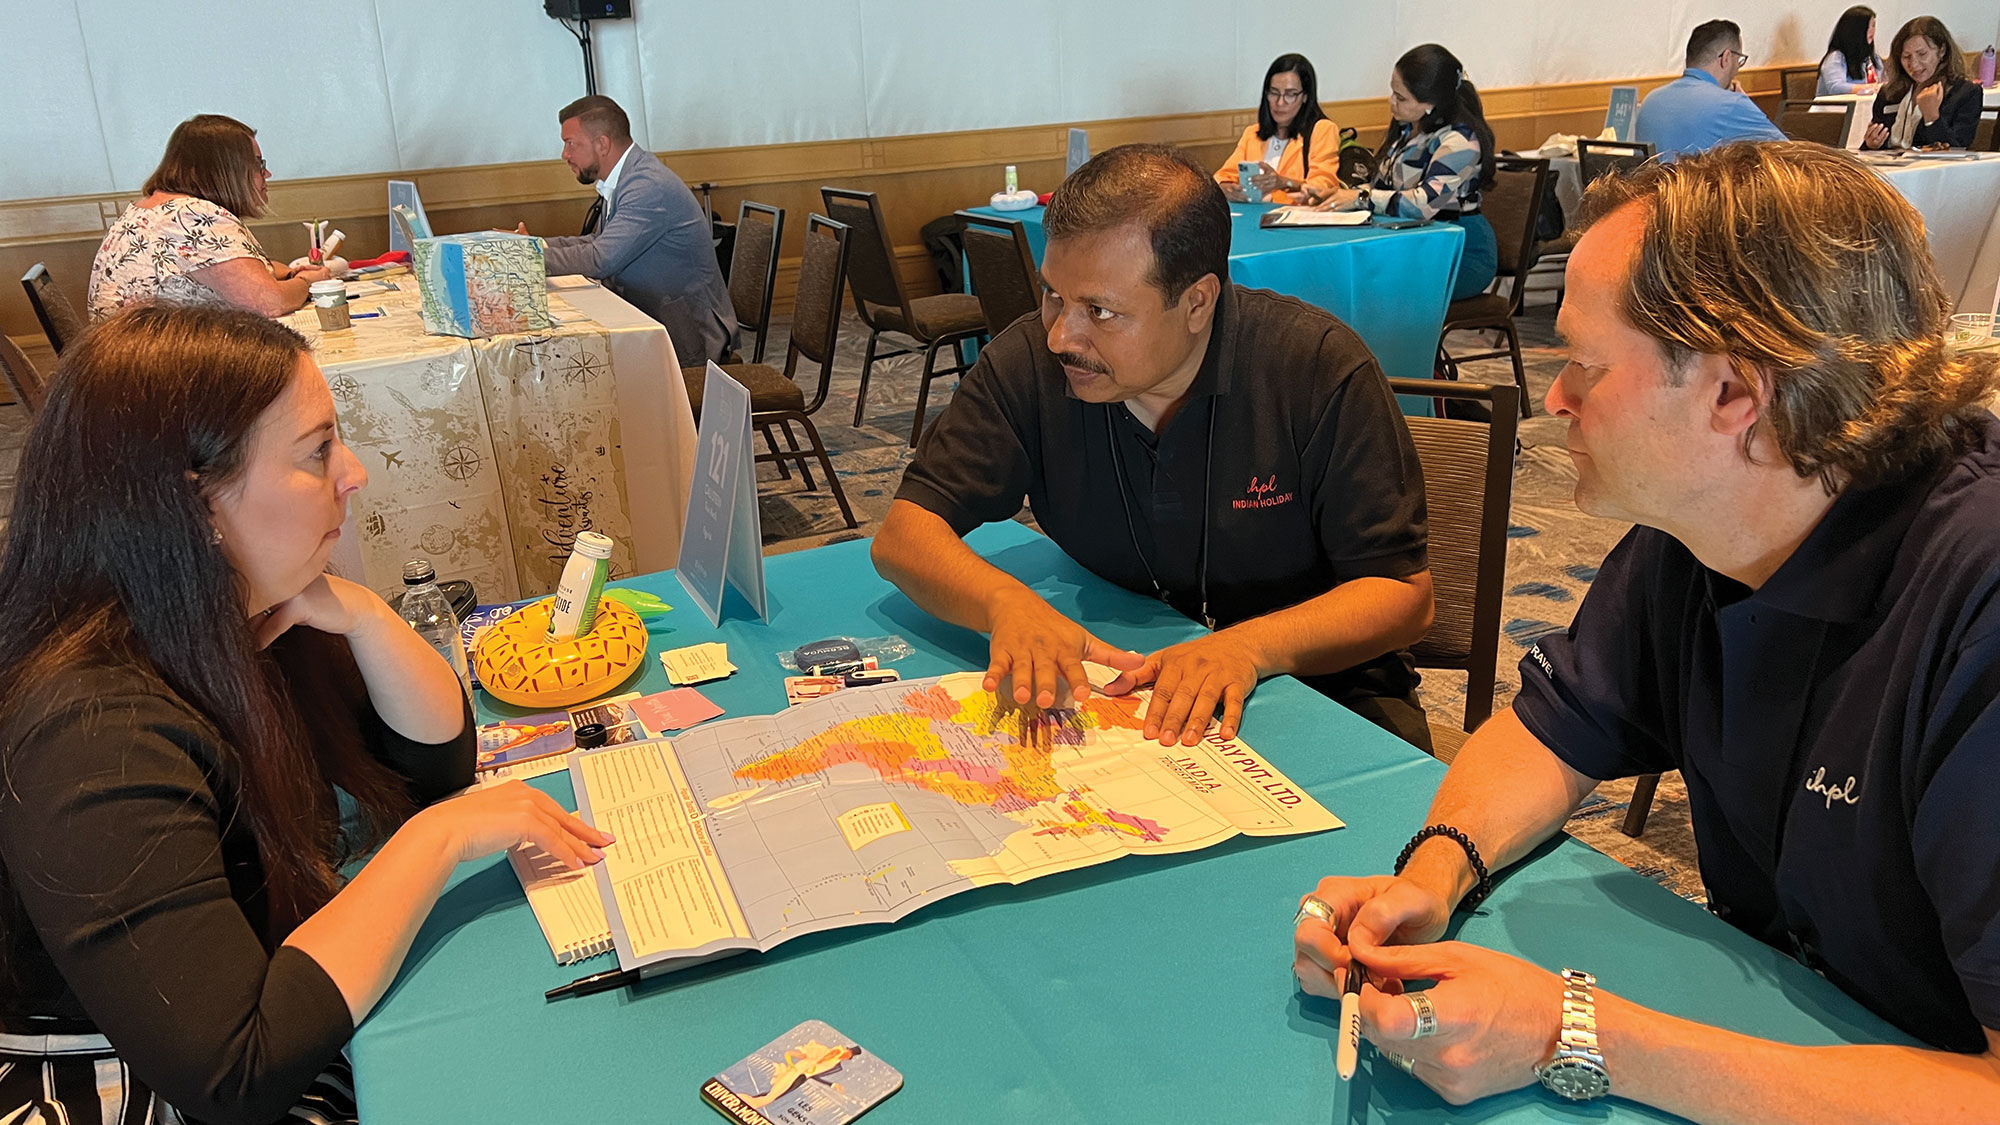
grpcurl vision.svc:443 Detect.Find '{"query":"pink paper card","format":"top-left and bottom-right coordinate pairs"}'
top-left (632, 687), bottom-right (724, 734)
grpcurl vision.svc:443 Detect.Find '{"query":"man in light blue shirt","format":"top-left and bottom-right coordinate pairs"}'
top-left (1634, 20), bottom-right (1786, 161)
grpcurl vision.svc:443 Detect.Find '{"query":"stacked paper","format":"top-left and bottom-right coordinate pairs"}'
top-left (661, 642), bottom-right (736, 685)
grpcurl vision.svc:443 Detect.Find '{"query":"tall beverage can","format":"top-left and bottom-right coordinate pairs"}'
top-left (547, 531), bottom-right (614, 642)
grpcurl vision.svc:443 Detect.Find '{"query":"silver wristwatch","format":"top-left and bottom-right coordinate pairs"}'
top-left (1536, 968), bottom-right (1611, 1101)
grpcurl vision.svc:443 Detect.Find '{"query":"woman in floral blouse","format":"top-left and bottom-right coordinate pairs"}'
top-left (1304, 44), bottom-right (1499, 302)
top-left (88, 115), bottom-right (330, 319)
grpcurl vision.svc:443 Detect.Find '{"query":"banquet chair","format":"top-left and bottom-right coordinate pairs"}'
top-left (726, 202), bottom-right (784, 364)
top-left (955, 211), bottom-right (1042, 337)
top-left (1437, 156), bottom-right (1551, 418)
top-left (819, 187), bottom-right (985, 447)
top-left (1779, 102), bottom-right (1852, 147)
top-left (1779, 65), bottom-right (1822, 103)
top-left (1576, 139), bottom-right (1654, 188)
top-left (1388, 377), bottom-right (1519, 761)
top-left (21, 264), bottom-right (85, 355)
top-left (1623, 773), bottom-right (1667, 837)
top-left (681, 214), bottom-right (859, 530)
top-left (0, 332), bottom-right (48, 417)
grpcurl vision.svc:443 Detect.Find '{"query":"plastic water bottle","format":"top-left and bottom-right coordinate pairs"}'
top-left (1981, 47), bottom-right (1996, 89)
top-left (400, 559), bottom-right (471, 695)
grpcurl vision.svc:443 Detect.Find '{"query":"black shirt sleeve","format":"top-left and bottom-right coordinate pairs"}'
top-left (894, 333), bottom-right (1039, 537)
top-left (0, 690), bottom-right (354, 1125)
top-left (269, 626), bottom-right (475, 804)
top-left (1511, 527), bottom-right (1679, 781)
top-left (1305, 334), bottom-right (1428, 581)
top-left (1911, 606), bottom-right (2000, 1032)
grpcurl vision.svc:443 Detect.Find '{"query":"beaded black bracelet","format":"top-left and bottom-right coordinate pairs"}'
top-left (1394, 824), bottom-right (1493, 911)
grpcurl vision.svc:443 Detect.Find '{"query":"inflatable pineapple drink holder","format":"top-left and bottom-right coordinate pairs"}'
top-left (473, 596), bottom-right (649, 709)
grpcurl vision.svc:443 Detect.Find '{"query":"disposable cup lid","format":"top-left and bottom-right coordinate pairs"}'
top-left (309, 279), bottom-right (346, 294)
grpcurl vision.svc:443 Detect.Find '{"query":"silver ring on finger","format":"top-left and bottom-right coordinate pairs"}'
top-left (1293, 895), bottom-right (1334, 928)
top-left (1407, 990), bottom-right (1439, 1040)
top-left (1384, 1051), bottom-right (1418, 1074)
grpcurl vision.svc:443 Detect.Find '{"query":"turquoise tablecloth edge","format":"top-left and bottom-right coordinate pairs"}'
top-left (349, 522), bottom-right (1911, 1124)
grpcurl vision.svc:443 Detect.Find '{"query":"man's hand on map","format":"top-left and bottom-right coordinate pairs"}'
top-left (1103, 631), bottom-right (1262, 745)
top-left (983, 587), bottom-right (1144, 710)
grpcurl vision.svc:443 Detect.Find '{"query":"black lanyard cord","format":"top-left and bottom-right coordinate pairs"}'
top-left (1105, 401), bottom-right (1217, 630)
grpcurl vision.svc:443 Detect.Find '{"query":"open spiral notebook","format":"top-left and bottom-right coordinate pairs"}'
top-left (507, 843), bottom-right (614, 964)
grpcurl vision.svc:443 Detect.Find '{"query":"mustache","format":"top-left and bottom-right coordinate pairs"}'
top-left (1054, 352), bottom-right (1110, 375)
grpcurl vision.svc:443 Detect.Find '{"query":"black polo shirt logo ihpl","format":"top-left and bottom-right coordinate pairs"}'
top-left (1230, 473), bottom-right (1295, 510)
top-left (1802, 765), bottom-right (1861, 810)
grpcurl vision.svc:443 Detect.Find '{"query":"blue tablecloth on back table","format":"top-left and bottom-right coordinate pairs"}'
top-left (966, 203), bottom-right (1463, 394)
top-left (348, 521), bottom-right (1907, 1123)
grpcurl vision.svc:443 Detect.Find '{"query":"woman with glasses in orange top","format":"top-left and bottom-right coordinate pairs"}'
top-left (1215, 54), bottom-right (1341, 205)
top-left (88, 114), bottom-right (331, 319)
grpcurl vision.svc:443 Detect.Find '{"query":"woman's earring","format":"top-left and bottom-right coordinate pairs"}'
top-left (211, 526), bottom-right (224, 545)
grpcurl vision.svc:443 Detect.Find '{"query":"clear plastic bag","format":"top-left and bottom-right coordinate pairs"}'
top-left (775, 634), bottom-right (915, 673)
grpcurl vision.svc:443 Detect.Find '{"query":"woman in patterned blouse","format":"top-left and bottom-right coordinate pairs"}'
top-left (87, 114), bottom-right (332, 319)
top-left (1303, 44), bottom-right (1499, 302)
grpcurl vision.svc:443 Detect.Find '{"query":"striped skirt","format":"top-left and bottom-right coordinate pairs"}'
top-left (0, 1031), bottom-right (357, 1124)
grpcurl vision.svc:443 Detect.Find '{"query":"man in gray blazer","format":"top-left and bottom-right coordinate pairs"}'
top-left (538, 95), bottom-right (737, 364)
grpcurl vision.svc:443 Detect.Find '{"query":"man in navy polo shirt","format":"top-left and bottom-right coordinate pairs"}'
top-left (873, 143), bottom-right (1435, 749)
top-left (1293, 141), bottom-right (2000, 1116)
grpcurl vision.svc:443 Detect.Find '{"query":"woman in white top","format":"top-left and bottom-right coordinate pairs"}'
top-left (88, 115), bottom-right (329, 319)
top-left (1819, 6), bottom-right (1882, 96)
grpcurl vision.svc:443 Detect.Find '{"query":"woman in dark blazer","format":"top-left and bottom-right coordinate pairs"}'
top-left (1863, 17), bottom-right (1982, 149)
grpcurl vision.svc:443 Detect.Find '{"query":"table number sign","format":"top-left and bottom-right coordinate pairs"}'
top-left (677, 363), bottom-right (768, 626)
top-left (1605, 87), bottom-right (1638, 142)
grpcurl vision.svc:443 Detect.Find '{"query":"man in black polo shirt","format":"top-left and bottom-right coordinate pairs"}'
top-left (1292, 141), bottom-right (2000, 1117)
top-left (872, 143), bottom-right (1434, 748)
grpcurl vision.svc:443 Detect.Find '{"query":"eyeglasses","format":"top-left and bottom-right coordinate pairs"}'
top-left (1724, 50), bottom-right (1750, 65)
top-left (256, 157), bottom-right (270, 175)
top-left (1266, 88), bottom-right (1306, 104)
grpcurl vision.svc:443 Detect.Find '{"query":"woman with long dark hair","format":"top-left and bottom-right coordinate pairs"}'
top-left (1818, 6), bottom-right (1882, 95)
top-left (1305, 44), bottom-right (1498, 301)
top-left (0, 305), bottom-right (611, 1124)
top-left (88, 114), bottom-right (331, 318)
top-left (1215, 53), bottom-right (1341, 205)
top-left (1863, 16), bottom-right (1981, 149)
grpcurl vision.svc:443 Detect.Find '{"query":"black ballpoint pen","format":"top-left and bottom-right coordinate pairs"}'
top-left (545, 966), bottom-right (640, 1000)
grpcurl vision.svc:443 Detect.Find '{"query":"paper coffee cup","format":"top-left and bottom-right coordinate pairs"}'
top-left (309, 279), bottom-right (350, 330)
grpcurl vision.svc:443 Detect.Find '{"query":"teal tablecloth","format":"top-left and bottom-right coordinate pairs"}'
top-left (966, 203), bottom-right (1463, 398)
top-left (348, 522), bottom-right (1907, 1123)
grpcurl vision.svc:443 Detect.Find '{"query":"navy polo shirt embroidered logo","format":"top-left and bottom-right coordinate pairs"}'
top-left (1802, 767), bottom-right (1860, 810)
top-left (1526, 643), bottom-right (1554, 680)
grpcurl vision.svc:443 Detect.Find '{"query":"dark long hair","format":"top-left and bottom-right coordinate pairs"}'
top-left (1826, 6), bottom-right (1879, 81)
top-left (1881, 17), bottom-right (1968, 104)
top-left (1256, 54), bottom-right (1329, 172)
top-left (142, 114), bottom-right (264, 219)
top-left (0, 305), bottom-right (414, 941)
top-left (1377, 44), bottom-right (1496, 189)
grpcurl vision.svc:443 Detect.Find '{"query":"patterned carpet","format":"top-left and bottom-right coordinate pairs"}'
top-left (741, 301), bottom-right (1706, 903)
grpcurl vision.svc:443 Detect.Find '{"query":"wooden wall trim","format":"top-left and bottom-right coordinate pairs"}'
top-left (0, 65), bottom-right (1788, 336)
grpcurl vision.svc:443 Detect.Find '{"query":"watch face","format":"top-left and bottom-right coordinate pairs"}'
top-left (1539, 1058), bottom-right (1611, 1101)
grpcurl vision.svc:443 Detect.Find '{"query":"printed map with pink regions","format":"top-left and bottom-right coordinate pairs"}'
top-left (731, 681), bottom-right (1170, 844)
top-left (663, 671), bottom-right (1337, 942)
